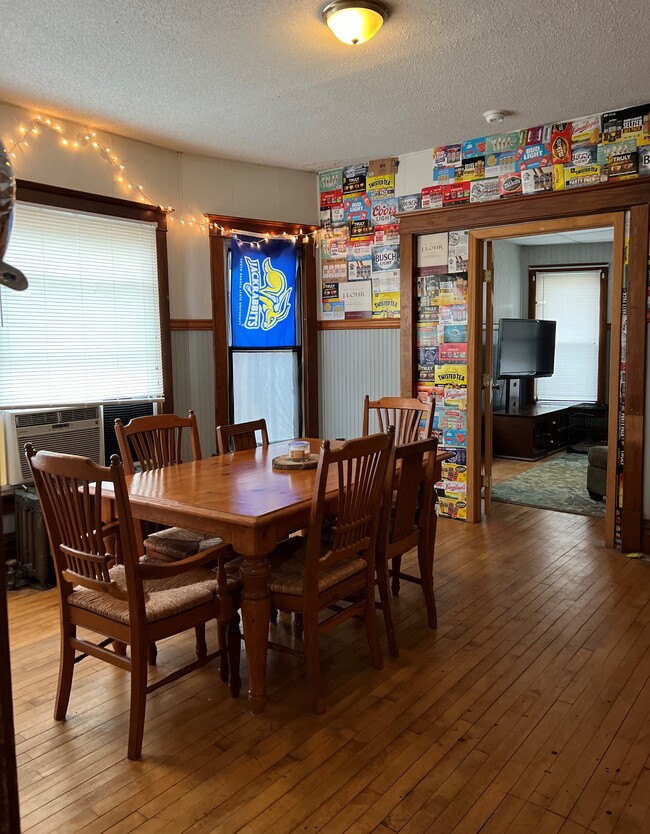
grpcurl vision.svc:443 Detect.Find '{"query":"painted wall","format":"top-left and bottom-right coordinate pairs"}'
top-left (319, 329), bottom-right (400, 439)
top-left (0, 100), bottom-right (318, 453)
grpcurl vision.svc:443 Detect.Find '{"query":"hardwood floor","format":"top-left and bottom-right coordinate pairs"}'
top-left (7, 503), bottom-right (650, 833)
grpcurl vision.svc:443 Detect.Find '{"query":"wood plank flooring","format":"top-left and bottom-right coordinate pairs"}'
top-left (7, 503), bottom-right (650, 833)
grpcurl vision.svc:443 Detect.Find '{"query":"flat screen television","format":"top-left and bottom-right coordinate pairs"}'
top-left (497, 318), bottom-right (556, 379)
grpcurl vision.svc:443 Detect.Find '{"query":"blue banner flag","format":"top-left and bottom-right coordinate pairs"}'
top-left (230, 236), bottom-right (298, 348)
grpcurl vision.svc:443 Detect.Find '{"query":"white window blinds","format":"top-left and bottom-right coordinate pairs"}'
top-left (0, 202), bottom-right (163, 408)
top-left (534, 269), bottom-right (601, 403)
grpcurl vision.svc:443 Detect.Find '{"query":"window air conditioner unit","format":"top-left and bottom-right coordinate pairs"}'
top-left (2, 405), bottom-right (104, 486)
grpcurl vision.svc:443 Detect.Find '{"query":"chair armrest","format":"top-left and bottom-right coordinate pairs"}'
top-left (135, 543), bottom-right (235, 579)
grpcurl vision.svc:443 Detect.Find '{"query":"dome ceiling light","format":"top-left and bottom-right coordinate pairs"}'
top-left (321, 1), bottom-right (390, 45)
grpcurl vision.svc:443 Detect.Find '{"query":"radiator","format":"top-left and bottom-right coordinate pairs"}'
top-left (12, 490), bottom-right (52, 590)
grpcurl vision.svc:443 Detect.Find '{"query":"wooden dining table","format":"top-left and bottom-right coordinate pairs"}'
top-left (116, 438), bottom-right (448, 714)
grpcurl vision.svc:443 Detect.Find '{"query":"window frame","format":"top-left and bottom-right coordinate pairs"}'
top-left (528, 263), bottom-right (608, 405)
top-left (14, 180), bottom-right (173, 411)
top-left (208, 213), bottom-right (319, 437)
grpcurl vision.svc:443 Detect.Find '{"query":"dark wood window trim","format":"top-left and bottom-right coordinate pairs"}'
top-left (207, 214), bottom-right (319, 437)
top-left (316, 319), bottom-right (401, 330)
top-left (15, 180), bottom-right (173, 412)
top-left (527, 263), bottom-right (609, 405)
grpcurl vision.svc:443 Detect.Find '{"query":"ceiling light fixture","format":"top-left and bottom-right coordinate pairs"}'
top-left (321, 1), bottom-right (390, 45)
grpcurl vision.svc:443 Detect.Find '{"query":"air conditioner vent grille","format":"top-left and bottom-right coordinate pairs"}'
top-left (60, 407), bottom-right (101, 423)
top-left (14, 406), bottom-right (100, 428)
top-left (16, 427), bottom-right (103, 482)
top-left (15, 411), bottom-right (59, 428)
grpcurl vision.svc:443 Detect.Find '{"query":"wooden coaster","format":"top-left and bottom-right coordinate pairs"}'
top-left (272, 453), bottom-right (319, 471)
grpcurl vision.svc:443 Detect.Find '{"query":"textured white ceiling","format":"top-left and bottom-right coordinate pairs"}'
top-left (1, 0), bottom-right (647, 171)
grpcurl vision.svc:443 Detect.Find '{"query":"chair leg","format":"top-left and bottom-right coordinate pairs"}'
top-left (391, 555), bottom-right (402, 597)
top-left (417, 541), bottom-right (437, 629)
top-left (227, 613), bottom-right (242, 698)
top-left (377, 558), bottom-right (399, 658)
top-left (195, 624), bottom-right (207, 660)
top-left (128, 645), bottom-right (148, 761)
top-left (54, 625), bottom-right (76, 720)
top-left (217, 621), bottom-right (229, 683)
top-left (364, 594), bottom-right (384, 672)
top-left (148, 642), bottom-right (158, 666)
top-left (303, 611), bottom-right (323, 714)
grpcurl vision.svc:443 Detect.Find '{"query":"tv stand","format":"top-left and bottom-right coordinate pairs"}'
top-left (493, 402), bottom-right (577, 461)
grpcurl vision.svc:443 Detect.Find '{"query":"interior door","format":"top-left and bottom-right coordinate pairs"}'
top-left (483, 241), bottom-right (494, 515)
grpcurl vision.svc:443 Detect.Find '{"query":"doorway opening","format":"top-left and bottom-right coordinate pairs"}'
top-left (487, 229), bottom-right (612, 520)
top-left (468, 211), bottom-right (626, 548)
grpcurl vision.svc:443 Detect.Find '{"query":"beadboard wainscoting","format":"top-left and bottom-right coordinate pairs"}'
top-left (171, 329), bottom-right (217, 456)
top-left (318, 328), bottom-right (400, 441)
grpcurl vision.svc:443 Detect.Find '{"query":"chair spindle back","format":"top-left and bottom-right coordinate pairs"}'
top-left (216, 419), bottom-right (269, 454)
top-left (305, 430), bottom-right (394, 586)
top-left (363, 395), bottom-right (434, 445)
top-left (115, 411), bottom-right (202, 476)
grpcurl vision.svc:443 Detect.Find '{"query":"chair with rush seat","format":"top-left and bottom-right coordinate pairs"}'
top-left (363, 395), bottom-right (434, 445)
top-left (115, 410), bottom-right (238, 666)
top-left (26, 446), bottom-right (241, 761)
top-left (376, 436), bottom-right (439, 658)
top-left (267, 430), bottom-right (394, 713)
top-left (216, 418), bottom-right (270, 455)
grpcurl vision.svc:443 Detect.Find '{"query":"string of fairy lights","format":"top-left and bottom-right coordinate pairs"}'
top-left (2, 113), bottom-right (321, 245)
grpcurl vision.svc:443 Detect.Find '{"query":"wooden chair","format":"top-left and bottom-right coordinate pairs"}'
top-left (267, 430), bottom-right (394, 713)
top-left (26, 446), bottom-right (241, 761)
top-left (362, 395), bottom-right (434, 445)
top-left (376, 437), bottom-right (439, 658)
top-left (216, 418), bottom-right (270, 455)
top-left (115, 411), bottom-right (224, 562)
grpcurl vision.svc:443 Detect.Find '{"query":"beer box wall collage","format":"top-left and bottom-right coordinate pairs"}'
top-left (319, 102), bottom-right (650, 320)
top-left (319, 159), bottom-right (402, 320)
top-left (417, 230), bottom-right (470, 520)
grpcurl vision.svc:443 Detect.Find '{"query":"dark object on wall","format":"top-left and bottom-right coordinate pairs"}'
top-left (497, 318), bottom-right (557, 379)
top-left (0, 145), bottom-right (23, 834)
top-left (14, 490), bottom-right (52, 590)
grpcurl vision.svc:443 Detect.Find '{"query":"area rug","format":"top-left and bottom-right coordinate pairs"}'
top-left (492, 453), bottom-right (606, 517)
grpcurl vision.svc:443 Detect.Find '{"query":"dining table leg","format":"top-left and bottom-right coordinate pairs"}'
top-left (239, 555), bottom-right (272, 714)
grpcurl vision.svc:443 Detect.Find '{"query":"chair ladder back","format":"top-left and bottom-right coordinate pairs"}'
top-left (26, 447), bottom-right (141, 601)
top-left (363, 395), bottom-right (434, 445)
top-left (216, 419), bottom-right (269, 454)
top-left (308, 432), bottom-right (394, 577)
top-left (115, 411), bottom-right (202, 475)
